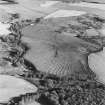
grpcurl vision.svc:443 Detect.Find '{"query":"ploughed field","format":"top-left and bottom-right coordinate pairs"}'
top-left (22, 15), bottom-right (103, 77)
